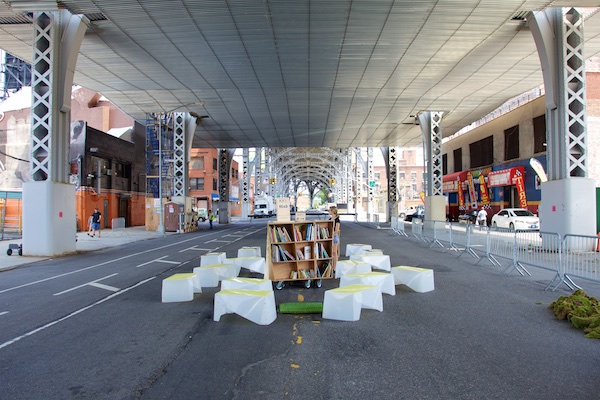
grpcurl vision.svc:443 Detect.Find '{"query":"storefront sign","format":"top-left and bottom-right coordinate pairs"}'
top-left (487, 166), bottom-right (525, 187)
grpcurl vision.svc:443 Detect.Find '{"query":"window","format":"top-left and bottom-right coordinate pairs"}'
top-left (212, 158), bottom-right (218, 171)
top-left (411, 172), bottom-right (417, 181)
top-left (453, 148), bottom-right (462, 172)
top-left (190, 178), bottom-right (204, 190)
top-left (190, 156), bottom-right (204, 169)
top-left (469, 136), bottom-right (493, 168)
top-left (399, 171), bottom-right (405, 180)
top-left (442, 154), bottom-right (448, 175)
top-left (212, 178), bottom-right (217, 191)
top-left (375, 172), bottom-right (381, 180)
top-left (504, 125), bottom-right (520, 161)
top-left (533, 115), bottom-right (546, 154)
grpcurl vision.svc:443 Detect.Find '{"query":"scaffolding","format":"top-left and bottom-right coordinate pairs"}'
top-left (145, 113), bottom-right (174, 198)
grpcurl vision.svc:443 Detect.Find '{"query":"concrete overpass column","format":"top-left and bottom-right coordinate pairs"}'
top-left (217, 149), bottom-right (234, 224)
top-left (529, 8), bottom-right (595, 237)
top-left (23, 10), bottom-right (88, 256)
top-left (418, 111), bottom-right (445, 222)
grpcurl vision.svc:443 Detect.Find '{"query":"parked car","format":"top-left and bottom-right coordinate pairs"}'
top-left (404, 208), bottom-right (425, 222)
top-left (458, 210), bottom-right (478, 224)
top-left (491, 208), bottom-right (539, 230)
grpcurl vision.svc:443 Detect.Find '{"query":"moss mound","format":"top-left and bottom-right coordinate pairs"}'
top-left (549, 289), bottom-right (600, 339)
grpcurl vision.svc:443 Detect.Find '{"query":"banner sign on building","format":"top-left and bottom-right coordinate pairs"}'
top-left (478, 174), bottom-right (490, 207)
top-left (466, 171), bottom-right (477, 209)
top-left (457, 178), bottom-right (465, 210)
top-left (514, 170), bottom-right (528, 208)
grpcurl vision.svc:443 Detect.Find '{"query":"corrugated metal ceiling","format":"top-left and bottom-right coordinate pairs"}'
top-left (0, 1), bottom-right (599, 150)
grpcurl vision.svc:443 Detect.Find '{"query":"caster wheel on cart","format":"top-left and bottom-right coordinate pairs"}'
top-left (304, 280), bottom-right (311, 289)
top-left (276, 281), bottom-right (284, 290)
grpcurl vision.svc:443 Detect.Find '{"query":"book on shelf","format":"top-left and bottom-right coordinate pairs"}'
top-left (293, 226), bottom-right (302, 241)
top-left (318, 261), bottom-right (331, 278)
top-left (305, 224), bottom-right (312, 241)
top-left (282, 248), bottom-right (296, 260)
top-left (304, 245), bottom-right (311, 260)
top-left (296, 249), bottom-right (304, 260)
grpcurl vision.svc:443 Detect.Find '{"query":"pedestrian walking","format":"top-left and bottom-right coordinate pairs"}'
top-left (88, 207), bottom-right (102, 237)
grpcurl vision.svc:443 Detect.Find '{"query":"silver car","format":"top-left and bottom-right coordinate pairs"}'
top-left (491, 208), bottom-right (539, 230)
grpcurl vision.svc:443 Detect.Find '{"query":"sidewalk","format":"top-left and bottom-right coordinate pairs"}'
top-left (0, 226), bottom-right (173, 272)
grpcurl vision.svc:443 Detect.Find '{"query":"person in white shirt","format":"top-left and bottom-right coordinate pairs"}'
top-left (476, 207), bottom-right (487, 227)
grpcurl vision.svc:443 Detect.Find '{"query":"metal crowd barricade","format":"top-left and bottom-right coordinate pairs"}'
top-left (514, 230), bottom-right (561, 278)
top-left (411, 218), bottom-right (424, 241)
top-left (484, 227), bottom-right (523, 273)
top-left (425, 220), bottom-right (449, 249)
top-left (561, 234), bottom-right (600, 291)
top-left (391, 216), bottom-right (408, 237)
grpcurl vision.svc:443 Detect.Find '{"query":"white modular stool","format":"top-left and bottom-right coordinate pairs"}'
top-left (365, 249), bottom-right (384, 255)
top-left (161, 273), bottom-right (197, 303)
top-left (340, 271), bottom-right (396, 295)
top-left (345, 243), bottom-right (373, 257)
top-left (237, 246), bottom-right (262, 258)
top-left (228, 257), bottom-right (266, 275)
top-left (350, 253), bottom-right (391, 272)
top-left (194, 263), bottom-right (239, 288)
top-left (200, 252), bottom-right (227, 266)
top-left (335, 259), bottom-right (372, 278)
top-left (391, 266), bottom-right (435, 293)
top-left (322, 284), bottom-right (383, 321)
top-left (214, 289), bottom-right (277, 325)
top-left (221, 277), bottom-right (273, 291)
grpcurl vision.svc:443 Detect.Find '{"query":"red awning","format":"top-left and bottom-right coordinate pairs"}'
top-left (442, 171), bottom-right (468, 182)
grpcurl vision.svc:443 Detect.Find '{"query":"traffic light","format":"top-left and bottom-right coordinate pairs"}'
top-left (270, 177), bottom-right (276, 184)
top-left (329, 179), bottom-right (336, 185)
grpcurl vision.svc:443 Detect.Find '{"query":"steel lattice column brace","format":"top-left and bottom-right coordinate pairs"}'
top-left (241, 148), bottom-right (252, 218)
top-left (218, 148), bottom-right (235, 223)
top-left (418, 112), bottom-right (443, 197)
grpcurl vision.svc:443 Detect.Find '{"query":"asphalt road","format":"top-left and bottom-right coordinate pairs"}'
top-left (1, 220), bottom-right (600, 400)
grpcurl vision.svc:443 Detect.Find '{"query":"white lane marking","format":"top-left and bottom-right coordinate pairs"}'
top-left (88, 282), bottom-right (120, 292)
top-left (54, 273), bottom-right (119, 296)
top-left (178, 246), bottom-right (214, 253)
top-left (155, 259), bottom-right (181, 265)
top-left (0, 226), bottom-right (264, 294)
top-left (136, 256), bottom-right (181, 268)
top-left (0, 277), bottom-right (155, 351)
top-left (0, 311), bottom-right (8, 316)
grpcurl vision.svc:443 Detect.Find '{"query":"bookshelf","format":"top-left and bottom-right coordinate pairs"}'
top-left (267, 220), bottom-right (335, 289)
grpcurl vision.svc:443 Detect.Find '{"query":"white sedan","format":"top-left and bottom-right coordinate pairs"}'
top-left (491, 208), bottom-right (539, 230)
